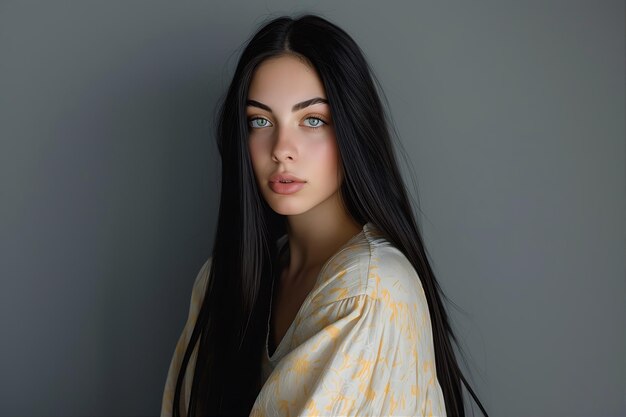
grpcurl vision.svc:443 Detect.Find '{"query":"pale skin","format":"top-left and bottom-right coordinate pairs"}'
top-left (247, 54), bottom-right (363, 352)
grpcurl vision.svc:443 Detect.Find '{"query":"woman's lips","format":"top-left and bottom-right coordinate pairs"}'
top-left (269, 173), bottom-right (305, 183)
top-left (268, 180), bottom-right (306, 195)
top-left (268, 172), bottom-right (306, 195)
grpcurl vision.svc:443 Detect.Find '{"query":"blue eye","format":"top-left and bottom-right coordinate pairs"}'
top-left (304, 117), bottom-right (326, 129)
top-left (248, 117), bottom-right (272, 128)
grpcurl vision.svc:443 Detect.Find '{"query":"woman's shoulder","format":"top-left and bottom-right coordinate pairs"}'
top-left (194, 257), bottom-right (212, 291)
top-left (363, 225), bottom-right (426, 303)
top-left (187, 257), bottom-right (212, 319)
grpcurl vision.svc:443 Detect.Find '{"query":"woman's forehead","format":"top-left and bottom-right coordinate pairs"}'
top-left (248, 55), bottom-right (327, 107)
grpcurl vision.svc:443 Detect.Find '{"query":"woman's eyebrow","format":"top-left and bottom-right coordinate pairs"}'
top-left (246, 97), bottom-right (328, 112)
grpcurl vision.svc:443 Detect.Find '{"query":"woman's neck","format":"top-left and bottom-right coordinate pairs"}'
top-left (282, 194), bottom-right (363, 284)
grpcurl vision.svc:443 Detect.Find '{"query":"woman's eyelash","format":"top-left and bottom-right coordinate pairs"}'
top-left (248, 117), bottom-right (272, 128)
top-left (303, 116), bottom-right (328, 129)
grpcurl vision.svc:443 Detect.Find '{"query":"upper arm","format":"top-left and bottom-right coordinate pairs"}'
top-left (161, 256), bottom-right (213, 417)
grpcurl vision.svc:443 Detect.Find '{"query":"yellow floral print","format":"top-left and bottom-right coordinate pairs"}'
top-left (161, 222), bottom-right (446, 417)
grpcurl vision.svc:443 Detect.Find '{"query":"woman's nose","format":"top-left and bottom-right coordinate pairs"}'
top-left (271, 125), bottom-right (297, 162)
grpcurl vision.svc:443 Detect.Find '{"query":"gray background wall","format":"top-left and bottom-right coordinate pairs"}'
top-left (1, 1), bottom-right (624, 416)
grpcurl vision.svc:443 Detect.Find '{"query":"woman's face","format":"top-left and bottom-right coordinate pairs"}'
top-left (247, 54), bottom-right (342, 216)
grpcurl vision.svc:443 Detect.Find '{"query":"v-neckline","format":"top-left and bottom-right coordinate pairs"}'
top-left (264, 222), bottom-right (370, 362)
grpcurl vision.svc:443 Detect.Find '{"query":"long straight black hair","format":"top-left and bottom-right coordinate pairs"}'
top-left (173, 13), bottom-right (489, 417)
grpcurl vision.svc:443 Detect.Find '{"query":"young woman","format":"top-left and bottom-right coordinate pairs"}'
top-left (161, 14), bottom-right (489, 417)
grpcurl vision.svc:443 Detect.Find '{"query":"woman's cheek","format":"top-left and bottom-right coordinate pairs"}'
top-left (248, 138), bottom-right (264, 165)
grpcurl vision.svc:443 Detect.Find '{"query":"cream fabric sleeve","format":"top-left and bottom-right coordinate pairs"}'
top-left (249, 254), bottom-right (446, 417)
top-left (160, 257), bottom-right (212, 417)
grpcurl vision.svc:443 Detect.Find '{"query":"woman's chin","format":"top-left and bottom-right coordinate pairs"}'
top-left (269, 205), bottom-right (306, 216)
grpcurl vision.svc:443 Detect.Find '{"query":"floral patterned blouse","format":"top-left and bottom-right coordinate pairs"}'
top-left (161, 222), bottom-right (446, 417)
